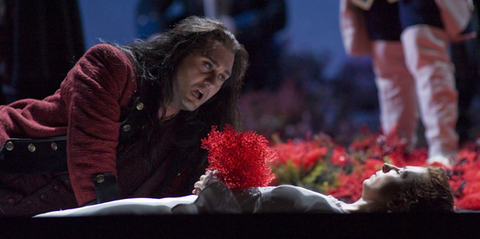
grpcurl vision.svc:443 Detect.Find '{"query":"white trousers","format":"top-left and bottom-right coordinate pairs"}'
top-left (372, 25), bottom-right (458, 160)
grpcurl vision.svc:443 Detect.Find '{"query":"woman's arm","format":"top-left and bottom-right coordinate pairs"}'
top-left (34, 196), bottom-right (197, 217)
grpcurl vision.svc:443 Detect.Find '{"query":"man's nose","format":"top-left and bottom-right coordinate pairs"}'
top-left (204, 74), bottom-right (216, 86)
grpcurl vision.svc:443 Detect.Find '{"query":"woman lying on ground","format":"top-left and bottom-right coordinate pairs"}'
top-left (36, 162), bottom-right (454, 217)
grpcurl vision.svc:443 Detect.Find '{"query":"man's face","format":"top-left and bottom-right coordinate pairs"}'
top-left (362, 163), bottom-right (428, 204)
top-left (168, 41), bottom-right (234, 114)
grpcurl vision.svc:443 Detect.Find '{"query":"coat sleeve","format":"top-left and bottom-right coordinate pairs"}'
top-left (60, 44), bottom-right (137, 206)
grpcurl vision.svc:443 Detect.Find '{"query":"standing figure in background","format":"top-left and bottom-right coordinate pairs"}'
top-left (0, 0), bottom-right (85, 104)
top-left (451, 0), bottom-right (480, 144)
top-left (340, 0), bottom-right (474, 166)
top-left (135, 0), bottom-right (287, 92)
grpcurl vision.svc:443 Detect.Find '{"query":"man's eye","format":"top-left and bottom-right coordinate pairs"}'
top-left (204, 62), bottom-right (212, 69)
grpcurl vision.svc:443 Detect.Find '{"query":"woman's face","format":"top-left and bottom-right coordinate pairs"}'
top-left (165, 41), bottom-right (234, 117)
top-left (362, 163), bottom-right (428, 205)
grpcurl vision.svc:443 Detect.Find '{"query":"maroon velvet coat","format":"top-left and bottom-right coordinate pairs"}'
top-left (0, 44), bottom-right (206, 216)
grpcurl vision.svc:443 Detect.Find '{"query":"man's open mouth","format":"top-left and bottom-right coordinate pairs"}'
top-left (194, 90), bottom-right (204, 100)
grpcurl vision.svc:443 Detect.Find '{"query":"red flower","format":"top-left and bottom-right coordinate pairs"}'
top-left (405, 148), bottom-right (428, 166)
top-left (328, 172), bottom-right (362, 202)
top-left (457, 193), bottom-right (480, 210)
top-left (201, 125), bottom-right (276, 188)
top-left (331, 146), bottom-right (348, 167)
top-left (360, 159), bottom-right (385, 180)
top-left (272, 140), bottom-right (305, 168)
top-left (303, 147), bottom-right (328, 170)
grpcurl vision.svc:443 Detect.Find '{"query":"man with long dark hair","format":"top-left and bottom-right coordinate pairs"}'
top-left (0, 16), bottom-right (248, 216)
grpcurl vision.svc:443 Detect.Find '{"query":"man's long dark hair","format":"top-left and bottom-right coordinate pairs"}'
top-left (112, 16), bottom-right (248, 196)
top-left (117, 16), bottom-right (248, 132)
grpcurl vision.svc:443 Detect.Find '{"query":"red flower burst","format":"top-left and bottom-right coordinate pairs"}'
top-left (201, 124), bottom-right (276, 188)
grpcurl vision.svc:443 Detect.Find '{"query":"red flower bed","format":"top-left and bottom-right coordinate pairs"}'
top-left (270, 131), bottom-right (480, 210)
top-left (202, 125), bottom-right (480, 210)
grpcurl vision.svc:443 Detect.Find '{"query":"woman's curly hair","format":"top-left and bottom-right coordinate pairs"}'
top-left (387, 167), bottom-right (454, 213)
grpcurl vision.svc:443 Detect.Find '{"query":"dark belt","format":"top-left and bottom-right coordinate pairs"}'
top-left (0, 136), bottom-right (68, 174)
